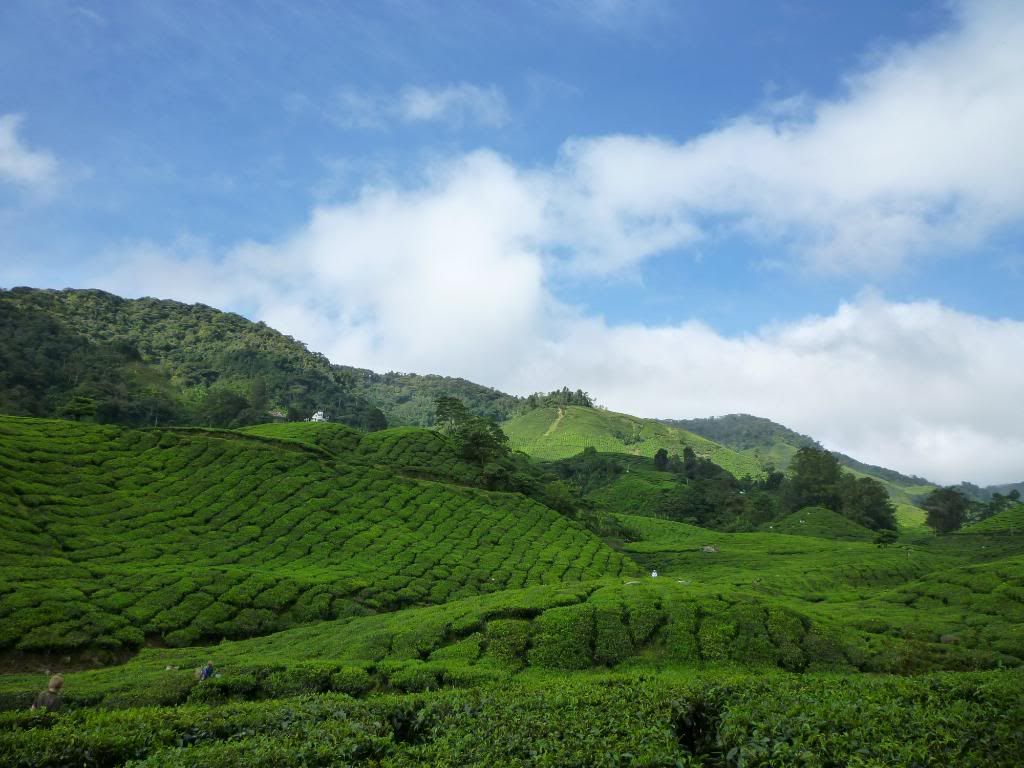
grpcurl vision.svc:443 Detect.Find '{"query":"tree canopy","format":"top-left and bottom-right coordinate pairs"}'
top-left (523, 387), bottom-right (595, 410)
top-left (783, 447), bottom-right (895, 531)
top-left (922, 487), bottom-right (969, 534)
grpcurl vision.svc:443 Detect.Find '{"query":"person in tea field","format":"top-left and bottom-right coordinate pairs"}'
top-left (31, 674), bottom-right (64, 711)
top-left (197, 660), bottom-right (215, 681)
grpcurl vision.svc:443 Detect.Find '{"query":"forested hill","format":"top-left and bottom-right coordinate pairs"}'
top-left (0, 287), bottom-right (386, 430)
top-left (669, 413), bottom-right (933, 488)
top-left (664, 414), bottom-right (819, 455)
top-left (339, 369), bottom-right (522, 427)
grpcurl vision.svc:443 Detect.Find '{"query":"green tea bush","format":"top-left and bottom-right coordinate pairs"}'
top-left (329, 666), bottom-right (374, 697)
top-left (697, 613), bottom-right (735, 662)
top-left (0, 417), bottom-right (634, 653)
top-left (380, 661), bottom-right (443, 693)
top-left (484, 619), bottom-right (532, 666)
top-left (663, 600), bottom-right (701, 663)
top-left (261, 664), bottom-right (334, 698)
top-left (527, 603), bottom-right (595, 669)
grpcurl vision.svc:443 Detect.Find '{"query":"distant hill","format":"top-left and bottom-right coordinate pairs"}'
top-left (663, 414), bottom-right (818, 457)
top-left (504, 405), bottom-right (764, 479)
top-left (959, 502), bottom-right (1024, 535)
top-left (0, 286), bottom-right (528, 432)
top-left (667, 413), bottom-right (936, 503)
top-left (956, 481), bottom-right (1024, 503)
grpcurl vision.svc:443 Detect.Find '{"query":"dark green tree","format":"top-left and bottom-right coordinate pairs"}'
top-left (783, 446), bottom-right (842, 513)
top-left (653, 448), bottom-right (669, 471)
top-left (523, 387), bottom-right (595, 409)
top-left (199, 389), bottom-right (251, 428)
top-left (434, 395), bottom-right (471, 435)
top-left (922, 487), bottom-right (969, 534)
top-left (838, 474), bottom-right (897, 530)
top-left (682, 447), bottom-right (698, 478)
top-left (874, 529), bottom-right (899, 547)
top-left (454, 416), bottom-right (510, 466)
top-left (58, 395), bottom-right (97, 421)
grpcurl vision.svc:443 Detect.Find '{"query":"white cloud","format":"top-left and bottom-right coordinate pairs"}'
top-left (100, 151), bottom-right (549, 380)
top-left (544, 0), bottom-right (1024, 274)
top-left (399, 83), bottom-right (508, 127)
top-left (0, 114), bottom-right (59, 193)
top-left (327, 82), bottom-right (508, 130)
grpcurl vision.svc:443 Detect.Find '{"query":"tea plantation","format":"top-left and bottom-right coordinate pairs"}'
top-left (2, 415), bottom-right (1023, 766)
top-left (0, 417), bottom-right (634, 654)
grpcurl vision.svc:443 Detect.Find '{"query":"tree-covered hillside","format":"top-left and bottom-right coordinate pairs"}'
top-left (338, 369), bottom-right (522, 427)
top-left (0, 287), bottom-right (386, 430)
top-left (664, 414), bottom-right (819, 455)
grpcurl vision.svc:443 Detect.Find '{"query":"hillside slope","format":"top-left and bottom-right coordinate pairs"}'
top-left (504, 406), bottom-right (763, 479)
top-left (0, 287), bottom-right (386, 430)
top-left (0, 416), bottom-right (635, 655)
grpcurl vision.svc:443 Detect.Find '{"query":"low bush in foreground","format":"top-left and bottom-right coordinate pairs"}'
top-left (0, 669), bottom-right (1021, 767)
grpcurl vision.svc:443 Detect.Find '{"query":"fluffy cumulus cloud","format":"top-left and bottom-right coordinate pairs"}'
top-left (512, 298), bottom-right (1024, 486)
top-left (0, 114), bottom-right (59, 192)
top-left (93, 1), bottom-right (1024, 484)
top-left (547, 0), bottom-right (1024, 274)
top-left (100, 152), bottom-right (549, 380)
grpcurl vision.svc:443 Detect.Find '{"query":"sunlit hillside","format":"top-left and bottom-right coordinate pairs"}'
top-left (504, 405), bottom-right (764, 479)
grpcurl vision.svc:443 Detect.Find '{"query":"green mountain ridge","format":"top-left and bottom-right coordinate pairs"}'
top-left (0, 287), bottom-right (387, 430)
top-left (666, 414), bottom-right (933, 487)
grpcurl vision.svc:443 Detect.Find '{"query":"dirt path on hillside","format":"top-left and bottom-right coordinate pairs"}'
top-left (543, 407), bottom-right (565, 437)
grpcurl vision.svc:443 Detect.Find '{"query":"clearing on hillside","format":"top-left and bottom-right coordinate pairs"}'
top-left (504, 405), bottom-right (763, 478)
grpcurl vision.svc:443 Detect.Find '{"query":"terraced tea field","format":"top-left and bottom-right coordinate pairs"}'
top-left (617, 513), bottom-right (1024, 668)
top-left (0, 417), bottom-right (634, 653)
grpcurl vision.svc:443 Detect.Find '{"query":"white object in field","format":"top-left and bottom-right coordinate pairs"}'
top-left (310, 411), bottom-right (327, 422)
top-left (650, 569), bottom-right (658, 578)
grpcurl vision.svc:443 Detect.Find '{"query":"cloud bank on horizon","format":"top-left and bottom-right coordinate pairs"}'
top-left (2, 0), bottom-right (1023, 485)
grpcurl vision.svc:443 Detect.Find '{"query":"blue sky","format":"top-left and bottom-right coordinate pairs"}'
top-left (2, 0), bottom-right (1023, 484)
